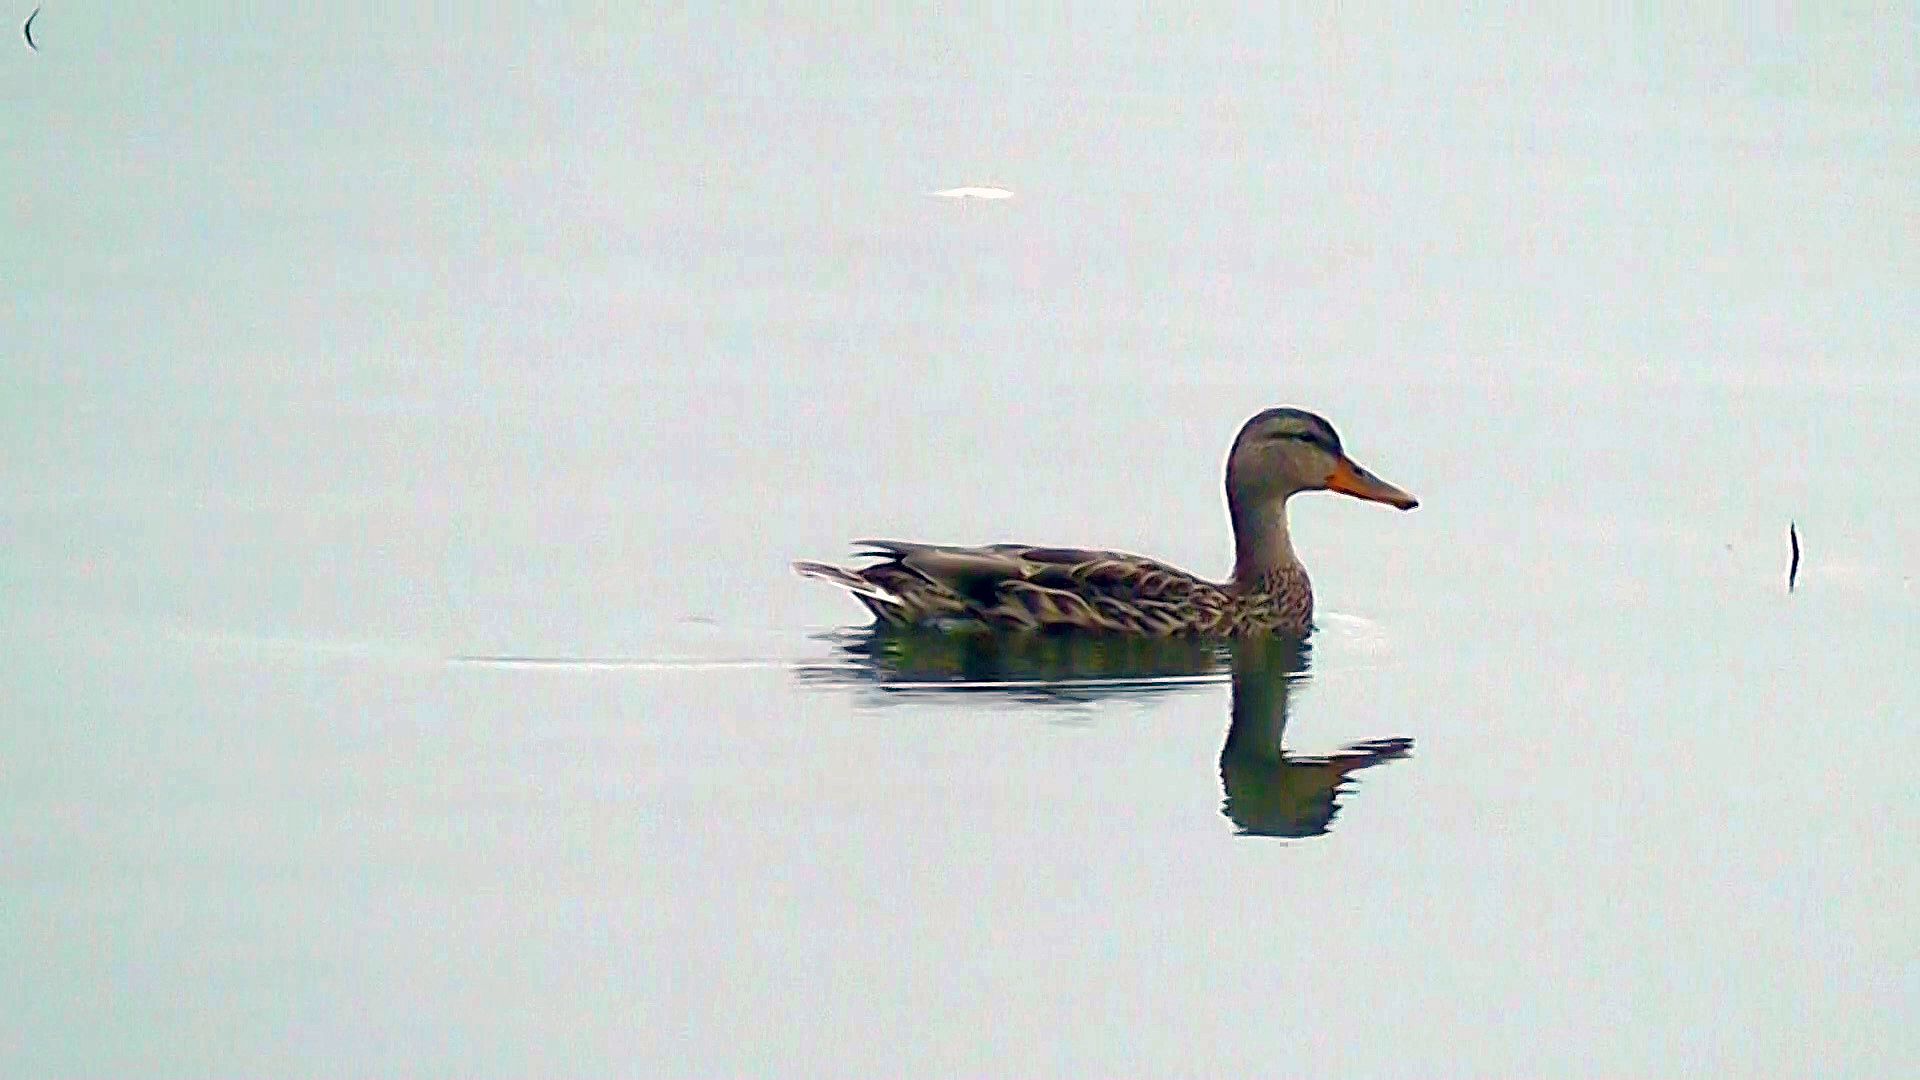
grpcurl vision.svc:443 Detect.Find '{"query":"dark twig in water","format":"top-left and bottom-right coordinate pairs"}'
top-left (22, 6), bottom-right (38, 52)
top-left (1788, 521), bottom-right (1801, 592)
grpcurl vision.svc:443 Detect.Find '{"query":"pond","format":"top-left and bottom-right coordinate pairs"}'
top-left (4, 8), bottom-right (1915, 1077)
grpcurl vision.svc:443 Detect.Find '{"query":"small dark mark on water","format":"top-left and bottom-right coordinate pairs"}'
top-left (1788, 521), bottom-right (1801, 592)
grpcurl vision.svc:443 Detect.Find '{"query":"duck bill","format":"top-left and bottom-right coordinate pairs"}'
top-left (1326, 457), bottom-right (1419, 510)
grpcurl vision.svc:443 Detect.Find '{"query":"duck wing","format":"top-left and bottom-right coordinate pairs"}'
top-left (846, 540), bottom-right (1228, 634)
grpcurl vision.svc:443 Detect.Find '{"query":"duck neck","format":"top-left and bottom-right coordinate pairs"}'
top-left (1230, 493), bottom-right (1301, 587)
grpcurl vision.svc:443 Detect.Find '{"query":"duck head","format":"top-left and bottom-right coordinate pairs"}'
top-left (1226, 407), bottom-right (1418, 511)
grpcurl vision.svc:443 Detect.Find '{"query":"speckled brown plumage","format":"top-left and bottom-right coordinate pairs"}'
top-left (795, 408), bottom-right (1415, 638)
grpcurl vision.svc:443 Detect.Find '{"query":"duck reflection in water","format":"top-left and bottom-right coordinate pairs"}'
top-left (798, 627), bottom-right (1410, 838)
top-left (1218, 634), bottom-right (1410, 837)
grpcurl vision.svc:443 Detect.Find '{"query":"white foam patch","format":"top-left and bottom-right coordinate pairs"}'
top-left (928, 186), bottom-right (1015, 199)
top-left (1804, 561), bottom-right (1883, 590)
top-left (1315, 612), bottom-right (1393, 656)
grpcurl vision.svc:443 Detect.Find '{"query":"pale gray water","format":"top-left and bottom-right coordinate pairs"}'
top-left (4, 8), bottom-right (1917, 1077)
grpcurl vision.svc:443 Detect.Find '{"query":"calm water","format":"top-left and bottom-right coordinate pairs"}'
top-left (5, 9), bottom-right (1917, 1077)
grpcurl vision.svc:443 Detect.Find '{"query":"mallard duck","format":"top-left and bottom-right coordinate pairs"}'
top-left (793, 407), bottom-right (1417, 637)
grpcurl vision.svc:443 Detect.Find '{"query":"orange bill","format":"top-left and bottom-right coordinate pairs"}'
top-left (1326, 456), bottom-right (1419, 510)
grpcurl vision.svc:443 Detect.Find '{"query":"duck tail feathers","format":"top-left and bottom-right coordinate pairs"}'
top-left (792, 561), bottom-right (904, 606)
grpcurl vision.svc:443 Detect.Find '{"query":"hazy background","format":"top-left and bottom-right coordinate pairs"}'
top-left (3, 6), bottom-right (1916, 1077)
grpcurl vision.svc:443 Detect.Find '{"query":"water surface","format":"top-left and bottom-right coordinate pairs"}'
top-left (3, 7), bottom-right (1916, 1077)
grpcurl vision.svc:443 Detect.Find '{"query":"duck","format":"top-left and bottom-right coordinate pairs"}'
top-left (793, 407), bottom-right (1417, 637)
